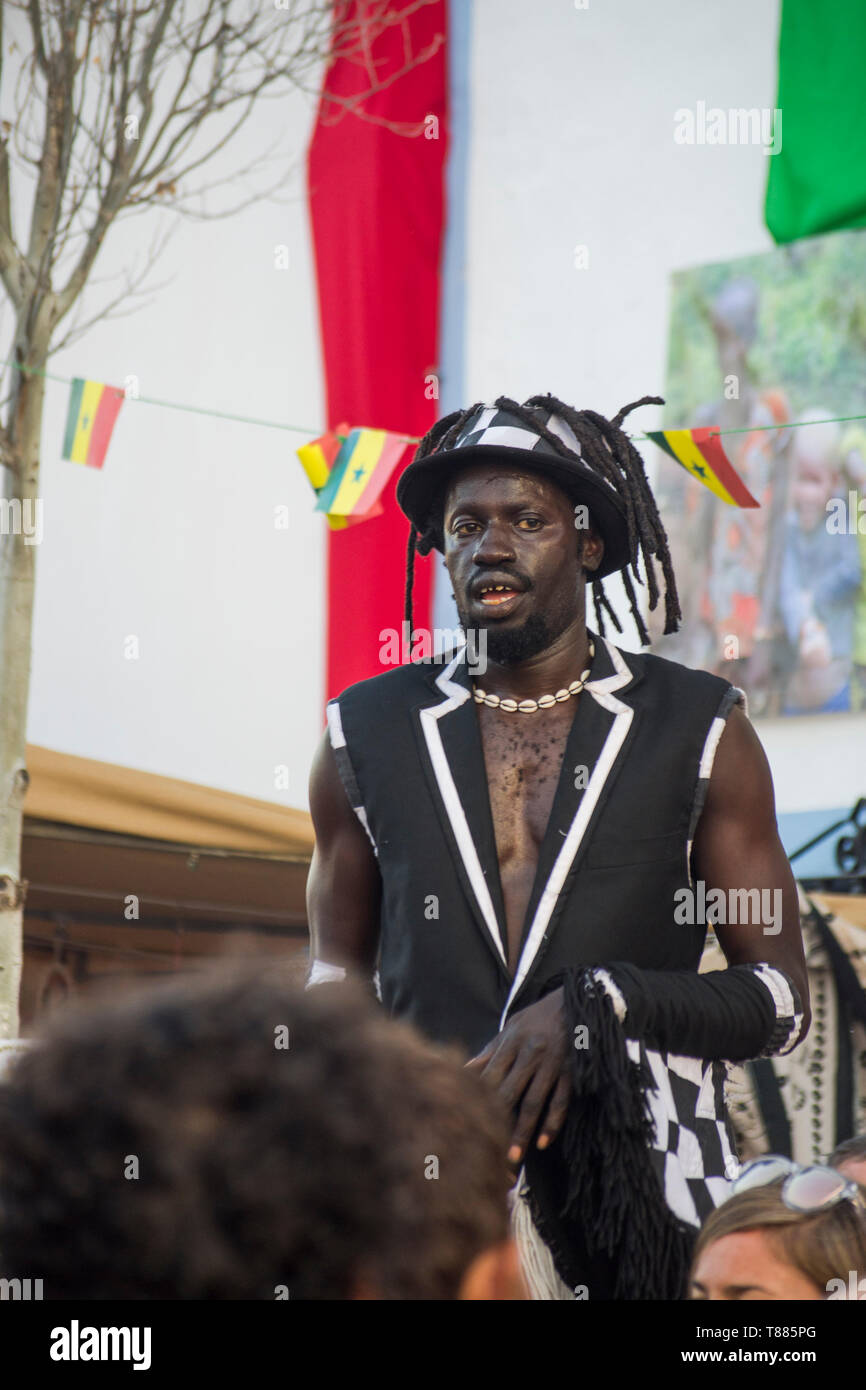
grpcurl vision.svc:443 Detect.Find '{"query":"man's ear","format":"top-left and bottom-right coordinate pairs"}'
top-left (578, 526), bottom-right (604, 575)
top-left (458, 1238), bottom-right (525, 1301)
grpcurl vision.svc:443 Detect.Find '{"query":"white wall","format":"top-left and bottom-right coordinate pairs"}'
top-left (464, 0), bottom-right (865, 816)
top-left (26, 93), bottom-right (325, 812)
top-left (20, 0), bottom-right (864, 819)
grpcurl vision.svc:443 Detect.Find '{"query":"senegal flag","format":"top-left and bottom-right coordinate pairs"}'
top-left (296, 425), bottom-right (348, 492)
top-left (314, 428), bottom-right (409, 529)
top-left (62, 379), bottom-right (125, 469)
top-left (645, 427), bottom-right (760, 508)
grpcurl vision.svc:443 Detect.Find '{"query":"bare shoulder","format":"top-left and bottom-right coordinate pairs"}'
top-left (306, 728), bottom-right (381, 969)
top-left (703, 701), bottom-right (776, 823)
top-left (308, 728), bottom-right (360, 845)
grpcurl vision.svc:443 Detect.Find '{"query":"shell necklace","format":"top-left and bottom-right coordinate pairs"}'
top-left (472, 641), bottom-right (595, 713)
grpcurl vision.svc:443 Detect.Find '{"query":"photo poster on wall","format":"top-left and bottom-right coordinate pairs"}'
top-left (648, 230), bottom-right (866, 719)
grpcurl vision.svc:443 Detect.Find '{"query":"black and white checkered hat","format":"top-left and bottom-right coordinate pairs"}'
top-left (396, 402), bottom-right (631, 579)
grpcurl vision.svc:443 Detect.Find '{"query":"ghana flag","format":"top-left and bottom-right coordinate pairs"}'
top-left (62, 379), bottom-right (125, 470)
top-left (314, 428), bottom-right (409, 530)
top-left (645, 427), bottom-right (760, 508)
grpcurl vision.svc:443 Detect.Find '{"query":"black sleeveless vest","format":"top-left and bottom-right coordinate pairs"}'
top-left (327, 634), bottom-right (741, 1057)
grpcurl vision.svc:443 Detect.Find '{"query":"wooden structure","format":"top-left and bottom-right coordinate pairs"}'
top-left (19, 746), bottom-right (313, 1031)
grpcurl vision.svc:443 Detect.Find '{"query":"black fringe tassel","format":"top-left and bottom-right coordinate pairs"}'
top-left (545, 969), bottom-right (695, 1299)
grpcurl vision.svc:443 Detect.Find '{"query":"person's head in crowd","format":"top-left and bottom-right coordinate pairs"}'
top-left (689, 1178), bottom-right (866, 1300)
top-left (790, 409), bottom-right (842, 533)
top-left (829, 1135), bottom-right (866, 1189)
top-left (710, 276), bottom-right (759, 357)
top-left (0, 966), bottom-right (519, 1300)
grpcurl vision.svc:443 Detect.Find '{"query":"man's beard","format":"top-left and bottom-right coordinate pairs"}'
top-left (482, 613), bottom-right (556, 665)
top-left (456, 604), bottom-right (573, 667)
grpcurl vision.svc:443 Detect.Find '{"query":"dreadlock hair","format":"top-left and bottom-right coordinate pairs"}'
top-left (403, 394), bottom-right (682, 647)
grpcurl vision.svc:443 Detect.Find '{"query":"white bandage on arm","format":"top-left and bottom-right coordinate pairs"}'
top-left (306, 959), bottom-right (348, 989)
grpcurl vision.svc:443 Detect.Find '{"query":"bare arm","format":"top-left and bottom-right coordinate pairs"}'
top-left (692, 703), bottom-right (810, 1034)
top-left (306, 730), bottom-right (382, 976)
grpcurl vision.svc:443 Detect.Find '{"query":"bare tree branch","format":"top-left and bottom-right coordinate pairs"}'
top-left (2, 0), bottom-right (442, 320)
top-left (0, 0), bottom-right (443, 345)
top-left (49, 225), bottom-right (176, 354)
top-left (0, 0), bottom-right (443, 1034)
top-left (0, 10), bottom-right (31, 312)
top-left (26, 0), bottom-right (49, 77)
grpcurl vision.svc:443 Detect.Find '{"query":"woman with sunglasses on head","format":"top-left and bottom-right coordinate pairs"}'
top-left (689, 1157), bottom-right (866, 1300)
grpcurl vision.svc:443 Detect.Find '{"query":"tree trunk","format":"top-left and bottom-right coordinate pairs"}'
top-left (0, 340), bottom-right (47, 1038)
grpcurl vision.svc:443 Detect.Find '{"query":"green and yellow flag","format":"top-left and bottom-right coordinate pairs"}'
top-left (62, 379), bottom-right (125, 470)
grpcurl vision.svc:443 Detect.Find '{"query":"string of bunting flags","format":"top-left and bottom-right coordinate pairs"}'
top-left (54, 371), bottom-right (413, 526)
top-left (292, 419), bottom-right (766, 528)
top-left (42, 364), bottom-right (866, 531)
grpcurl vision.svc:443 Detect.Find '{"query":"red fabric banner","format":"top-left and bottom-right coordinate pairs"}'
top-left (307, 1), bottom-right (447, 703)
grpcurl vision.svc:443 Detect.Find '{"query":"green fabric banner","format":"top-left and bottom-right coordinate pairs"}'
top-left (765, 0), bottom-right (866, 244)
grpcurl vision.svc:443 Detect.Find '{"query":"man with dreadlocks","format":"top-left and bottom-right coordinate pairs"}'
top-left (306, 394), bottom-right (809, 1300)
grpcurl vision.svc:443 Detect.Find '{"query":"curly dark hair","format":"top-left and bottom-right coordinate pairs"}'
top-left (0, 965), bottom-right (510, 1300)
top-left (404, 392), bottom-right (681, 646)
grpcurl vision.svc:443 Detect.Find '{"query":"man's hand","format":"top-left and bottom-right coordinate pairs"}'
top-left (466, 988), bottom-right (571, 1166)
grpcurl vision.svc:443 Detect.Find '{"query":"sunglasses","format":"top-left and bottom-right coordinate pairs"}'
top-left (729, 1155), bottom-right (866, 1215)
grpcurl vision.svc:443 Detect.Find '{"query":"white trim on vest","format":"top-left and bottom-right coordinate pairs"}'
top-left (419, 650), bottom-right (508, 966)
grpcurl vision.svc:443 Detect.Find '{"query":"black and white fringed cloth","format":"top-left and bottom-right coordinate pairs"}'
top-left (516, 959), bottom-right (805, 1302)
top-left (615, 964), bottom-right (805, 1223)
top-left (513, 683), bottom-right (806, 1302)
